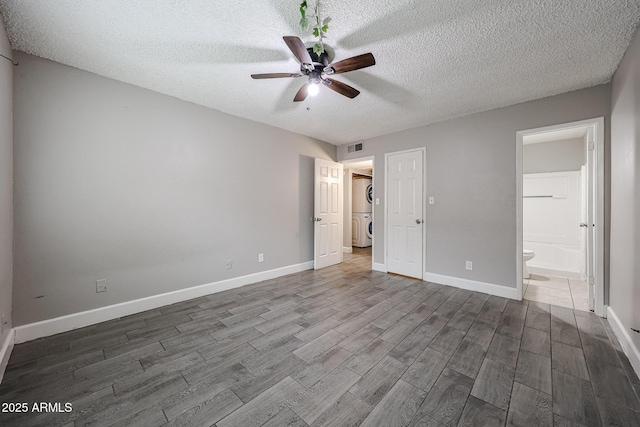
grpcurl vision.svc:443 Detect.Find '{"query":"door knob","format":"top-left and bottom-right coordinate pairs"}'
top-left (416, 219), bottom-right (422, 224)
top-left (314, 218), bottom-right (322, 222)
top-left (580, 223), bottom-right (587, 227)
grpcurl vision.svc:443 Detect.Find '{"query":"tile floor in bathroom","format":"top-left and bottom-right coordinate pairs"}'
top-left (523, 273), bottom-right (590, 311)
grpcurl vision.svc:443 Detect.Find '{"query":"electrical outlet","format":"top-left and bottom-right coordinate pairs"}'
top-left (96, 279), bottom-right (107, 293)
top-left (465, 261), bottom-right (473, 270)
top-left (225, 260), bottom-right (233, 270)
top-left (258, 253), bottom-right (264, 263)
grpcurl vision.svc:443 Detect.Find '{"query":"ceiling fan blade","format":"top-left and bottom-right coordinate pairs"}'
top-left (294, 83), bottom-right (309, 102)
top-left (251, 73), bottom-right (303, 79)
top-left (283, 36), bottom-right (313, 65)
top-left (327, 53), bottom-right (375, 74)
top-left (322, 78), bottom-right (360, 99)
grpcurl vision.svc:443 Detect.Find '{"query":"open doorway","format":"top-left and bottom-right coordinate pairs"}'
top-left (341, 157), bottom-right (374, 270)
top-left (516, 118), bottom-right (605, 316)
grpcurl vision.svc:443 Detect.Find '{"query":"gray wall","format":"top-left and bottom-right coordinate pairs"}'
top-left (610, 28), bottom-right (640, 355)
top-left (523, 137), bottom-right (586, 174)
top-left (12, 52), bottom-right (335, 325)
top-left (0, 16), bottom-right (13, 344)
top-left (338, 85), bottom-right (610, 290)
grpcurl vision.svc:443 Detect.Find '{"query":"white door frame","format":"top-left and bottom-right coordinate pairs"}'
top-left (384, 147), bottom-right (427, 277)
top-left (341, 155), bottom-right (375, 271)
top-left (516, 117), bottom-right (605, 316)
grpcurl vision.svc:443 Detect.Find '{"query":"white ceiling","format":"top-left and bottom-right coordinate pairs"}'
top-left (0, 1), bottom-right (638, 145)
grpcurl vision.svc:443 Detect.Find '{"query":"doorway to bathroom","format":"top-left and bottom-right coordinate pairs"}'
top-left (516, 118), bottom-right (605, 316)
top-left (341, 157), bottom-right (374, 270)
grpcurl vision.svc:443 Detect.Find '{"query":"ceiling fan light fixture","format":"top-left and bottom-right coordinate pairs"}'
top-left (308, 82), bottom-right (320, 96)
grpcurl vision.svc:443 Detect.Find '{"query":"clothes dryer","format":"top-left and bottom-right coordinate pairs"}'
top-left (352, 213), bottom-right (372, 247)
top-left (352, 178), bottom-right (372, 213)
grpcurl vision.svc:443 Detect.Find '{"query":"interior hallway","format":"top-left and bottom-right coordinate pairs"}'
top-left (1, 249), bottom-right (639, 426)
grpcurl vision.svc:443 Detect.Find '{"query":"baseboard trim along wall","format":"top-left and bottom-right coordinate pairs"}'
top-left (372, 262), bottom-right (387, 273)
top-left (423, 272), bottom-right (522, 300)
top-left (607, 306), bottom-right (640, 379)
top-left (0, 329), bottom-right (15, 384)
top-left (13, 261), bottom-right (314, 344)
top-left (343, 247), bottom-right (353, 254)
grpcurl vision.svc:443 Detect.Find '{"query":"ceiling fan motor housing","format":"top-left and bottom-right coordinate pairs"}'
top-left (301, 49), bottom-right (332, 81)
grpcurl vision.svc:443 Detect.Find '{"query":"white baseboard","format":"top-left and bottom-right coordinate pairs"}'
top-left (343, 247), bottom-right (353, 254)
top-left (529, 266), bottom-right (582, 279)
top-left (606, 306), bottom-right (640, 380)
top-left (423, 272), bottom-right (521, 300)
top-left (0, 329), bottom-right (15, 384)
top-left (372, 262), bottom-right (387, 273)
top-left (14, 261), bottom-right (314, 344)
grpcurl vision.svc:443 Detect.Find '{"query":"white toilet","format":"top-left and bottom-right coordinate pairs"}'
top-left (523, 249), bottom-right (535, 279)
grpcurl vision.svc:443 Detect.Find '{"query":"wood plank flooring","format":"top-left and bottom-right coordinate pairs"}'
top-left (1, 247), bottom-right (639, 426)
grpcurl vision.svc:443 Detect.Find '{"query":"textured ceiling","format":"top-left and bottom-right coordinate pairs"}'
top-left (0, 1), bottom-right (639, 145)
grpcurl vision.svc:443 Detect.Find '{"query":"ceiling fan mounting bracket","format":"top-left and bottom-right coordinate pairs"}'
top-left (306, 47), bottom-right (330, 67)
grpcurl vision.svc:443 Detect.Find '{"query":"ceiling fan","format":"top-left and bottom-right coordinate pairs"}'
top-left (251, 36), bottom-right (375, 102)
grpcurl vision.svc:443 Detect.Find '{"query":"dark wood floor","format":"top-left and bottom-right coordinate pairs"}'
top-left (1, 248), bottom-right (639, 426)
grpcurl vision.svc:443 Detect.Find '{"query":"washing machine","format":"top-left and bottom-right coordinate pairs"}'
top-left (353, 213), bottom-right (373, 247)
top-left (352, 178), bottom-right (373, 213)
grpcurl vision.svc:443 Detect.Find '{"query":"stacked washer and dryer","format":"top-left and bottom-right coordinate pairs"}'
top-left (352, 177), bottom-right (373, 247)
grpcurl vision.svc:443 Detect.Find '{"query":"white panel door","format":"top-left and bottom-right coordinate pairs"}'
top-left (586, 127), bottom-right (596, 311)
top-left (314, 158), bottom-right (343, 269)
top-left (386, 150), bottom-right (424, 279)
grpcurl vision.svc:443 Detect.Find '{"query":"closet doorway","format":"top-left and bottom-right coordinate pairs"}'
top-left (341, 157), bottom-right (374, 270)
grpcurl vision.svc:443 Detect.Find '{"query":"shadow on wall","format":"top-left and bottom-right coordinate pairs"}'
top-left (299, 154), bottom-right (316, 259)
